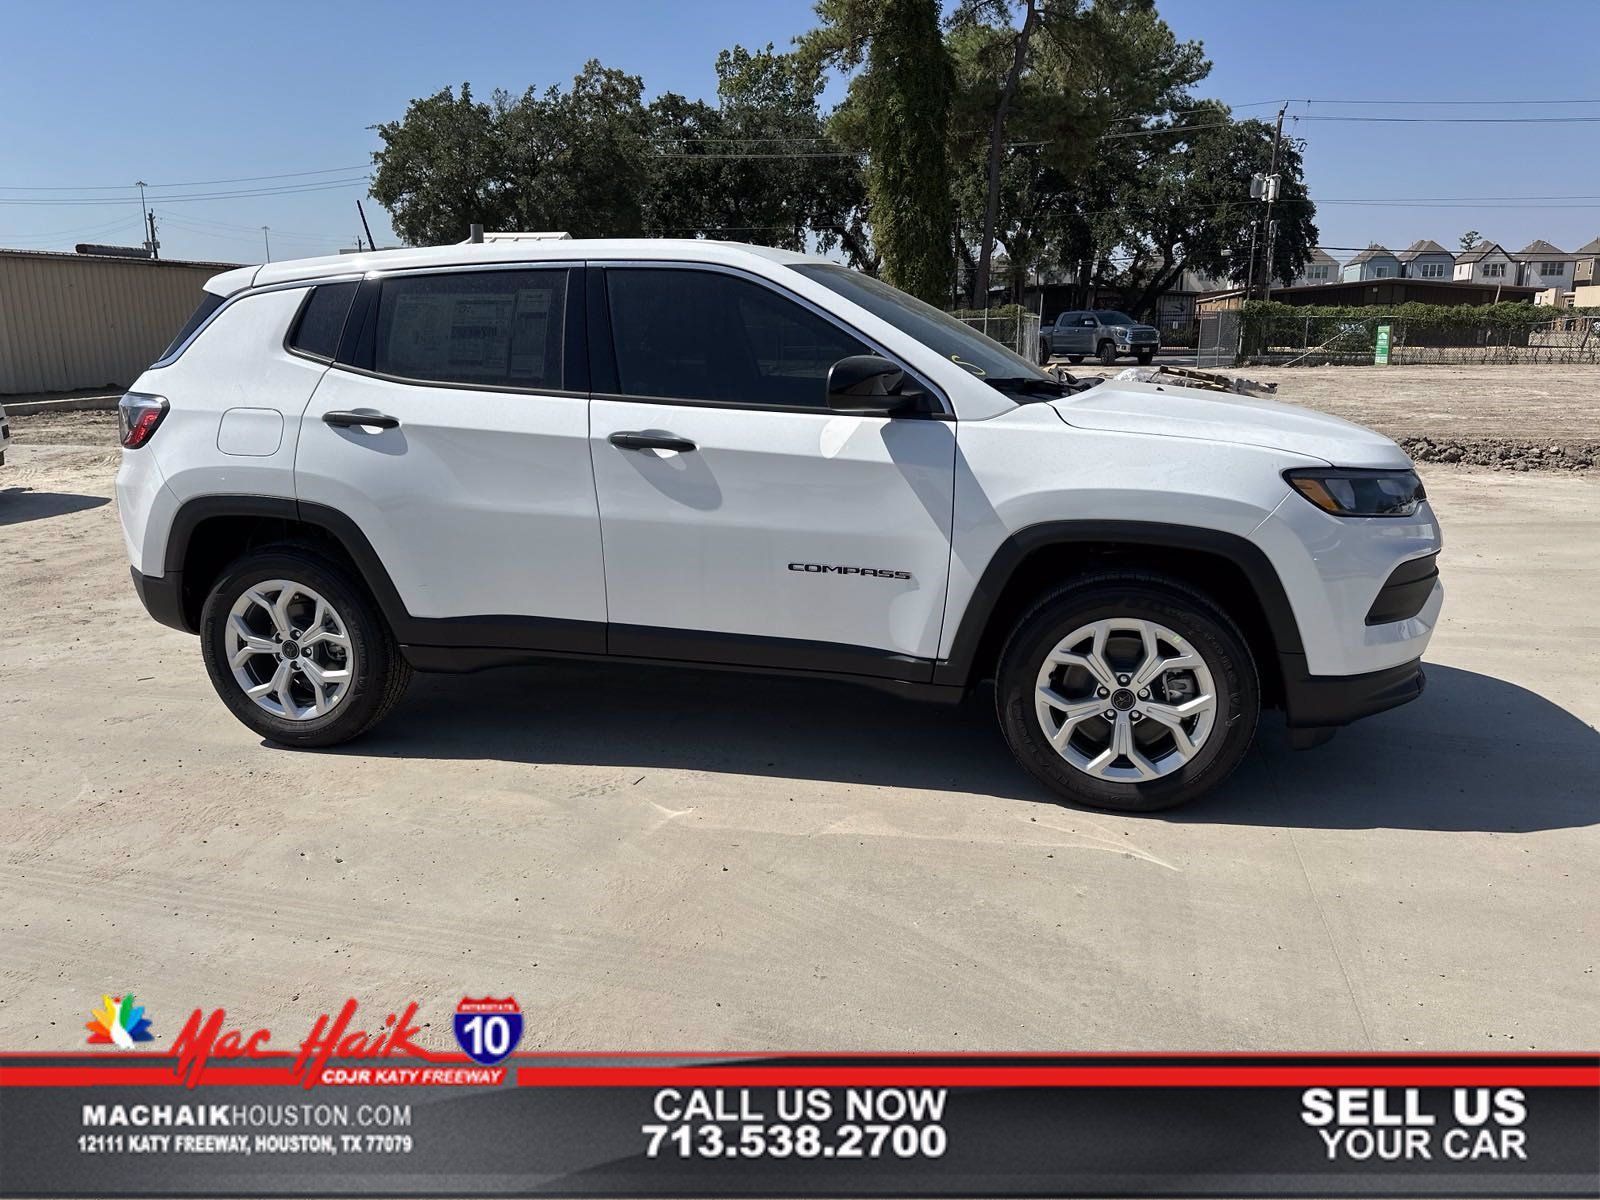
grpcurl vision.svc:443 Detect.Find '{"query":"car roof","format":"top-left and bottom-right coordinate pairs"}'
top-left (205, 238), bottom-right (822, 297)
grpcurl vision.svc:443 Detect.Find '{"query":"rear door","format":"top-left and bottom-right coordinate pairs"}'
top-left (587, 264), bottom-right (957, 677)
top-left (295, 264), bottom-right (605, 650)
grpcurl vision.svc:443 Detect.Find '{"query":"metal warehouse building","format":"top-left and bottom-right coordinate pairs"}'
top-left (0, 249), bottom-right (239, 395)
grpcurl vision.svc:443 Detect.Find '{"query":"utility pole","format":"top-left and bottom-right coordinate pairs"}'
top-left (1260, 103), bottom-right (1288, 301)
top-left (135, 180), bottom-right (153, 257)
top-left (261, 226), bottom-right (272, 262)
top-left (145, 209), bottom-right (160, 260)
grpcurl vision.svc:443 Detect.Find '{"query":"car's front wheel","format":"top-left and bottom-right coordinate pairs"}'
top-left (1097, 340), bottom-right (1118, 365)
top-left (995, 574), bottom-right (1259, 811)
top-left (199, 546), bottom-right (411, 747)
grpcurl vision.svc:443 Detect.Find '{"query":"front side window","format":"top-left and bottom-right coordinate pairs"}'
top-left (792, 263), bottom-right (1052, 389)
top-left (1484, 262), bottom-right (1506, 278)
top-left (1418, 263), bottom-right (1446, 279)
top-left (288, 282), bottom-right (358, 360)
top-left (1539, 261), bottom-right (1566, 275)
top-left (373, 270), bottom-right (566, 390)
top-left (605, 268), bottom-right (870, 410)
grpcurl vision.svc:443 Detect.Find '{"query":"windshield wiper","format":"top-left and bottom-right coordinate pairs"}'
top-left (983, 375), bottom-right (1067, 400)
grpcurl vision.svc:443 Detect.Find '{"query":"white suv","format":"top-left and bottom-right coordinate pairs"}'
top-left (116, 240), bottom-right (1442, 811)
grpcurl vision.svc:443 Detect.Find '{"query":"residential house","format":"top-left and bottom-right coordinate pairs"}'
top-left (1340, 244), bottom-right (1401, 282)
top-left (1397, 239), bottom-right (1455, 280)
top-left (1511, 240), bottom-right (1575, 291)
top-left (1453, 241), bottom-right (1516, 286)
top-left (1292, 248), bottom-right (1340, 287)
top-left (1570, 236), bottom-right (1600, 288)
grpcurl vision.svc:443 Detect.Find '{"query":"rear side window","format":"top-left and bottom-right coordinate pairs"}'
top-left (605, 268), bottom-right (869, 409)
top-left (157, 291), bottom-right (226, 361)
top-left (372, 270), bottom-right (567, 390)
top-left (287, 282), bottom-right (358, 361)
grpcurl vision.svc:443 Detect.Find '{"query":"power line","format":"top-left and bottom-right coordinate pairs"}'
top-left (1299, 97), bottom-right (1600, 106)
top-left (0, 165), bottom-right (369, 192)
top-left (0, 177), bottom-right (371, 207)
top-left (1301, 114), bottom-right (1600, 124)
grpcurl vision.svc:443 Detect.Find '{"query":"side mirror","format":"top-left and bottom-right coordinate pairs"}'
top-left (827, 354), bottom-right (911, 415)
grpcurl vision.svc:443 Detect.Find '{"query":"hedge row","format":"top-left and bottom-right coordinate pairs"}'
top-left (1239, 299), bottom-right (1600, 338)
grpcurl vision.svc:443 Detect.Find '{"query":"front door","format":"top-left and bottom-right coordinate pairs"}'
top-left (587, 265), bottom-right (957, 678)
top-left (295, 265), bottom-right (605, 650)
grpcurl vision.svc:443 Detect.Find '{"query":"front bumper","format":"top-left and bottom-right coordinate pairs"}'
top-left (1281, 654), bottom-right (1425, 732)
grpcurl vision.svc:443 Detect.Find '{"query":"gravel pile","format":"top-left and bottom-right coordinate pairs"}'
top-left (1398, 436), bottom-right (1598, 472)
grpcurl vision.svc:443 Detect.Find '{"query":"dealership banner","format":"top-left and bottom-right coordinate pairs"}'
top-left (1, 1006), bottom-right (1594, 1197)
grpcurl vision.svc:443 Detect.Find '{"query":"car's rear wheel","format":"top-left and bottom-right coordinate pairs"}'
top-left (199, 546), bottom-right (411, 747)
top-left (1038, 339), bottom-right (1052, 365)
top-left (1097, 340), bottom-right (1118, 365)
top-left (995, 574), bottom-right (1259, 811)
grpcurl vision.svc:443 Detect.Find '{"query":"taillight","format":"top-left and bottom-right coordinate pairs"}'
top-left (118, 393), bottom-right (168, 449)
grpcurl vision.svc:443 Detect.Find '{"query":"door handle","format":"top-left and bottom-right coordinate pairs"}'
top-left (324, 410), bottom-right (400, 430)
top-left (609, 431), bottom-right (696, 453)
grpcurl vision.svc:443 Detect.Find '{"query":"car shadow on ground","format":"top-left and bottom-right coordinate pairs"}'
top-left (326, 661), bottom-right (1596, 834)
top-left (0, 487), bottom-right (109, 526)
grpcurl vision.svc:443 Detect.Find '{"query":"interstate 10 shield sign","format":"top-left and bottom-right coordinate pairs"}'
top-left (453, 997), bottom-right (523, 1065)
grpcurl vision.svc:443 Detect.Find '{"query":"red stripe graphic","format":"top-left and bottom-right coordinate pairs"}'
top-left (3, 1064), bottom-right (1594, 1088)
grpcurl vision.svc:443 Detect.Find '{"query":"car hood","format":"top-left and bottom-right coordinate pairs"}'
top-left (1050, 380), bottom-right (1412, 467)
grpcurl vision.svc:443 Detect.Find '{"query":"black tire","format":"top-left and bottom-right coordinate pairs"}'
top-left (199, 544), bottom-right (411, 748)
top-left (1066, 354), bottom-right (1084, 364)
top-left (995, 573), bottom-right (1259, 812)
top-left (1097, 340), bottom-right (1118, 365)
top-left (1038, 340), bottom-right (1052, 365)
top-left (1136, 350), bottom-right (1155, 365)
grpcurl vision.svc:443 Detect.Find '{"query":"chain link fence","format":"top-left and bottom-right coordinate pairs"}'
top-left (950, 308), bottom-right (1043, 361)
top-left (1241, 313), bottom-right (1600, 366)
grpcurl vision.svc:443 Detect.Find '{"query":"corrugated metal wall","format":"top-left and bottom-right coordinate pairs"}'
top-left (0, 252), bottom-right (237, 394)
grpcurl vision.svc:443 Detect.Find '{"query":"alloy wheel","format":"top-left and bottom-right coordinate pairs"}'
top-left (1034, 617), bottom-right (1216, 782)
top-left (225, 580), bottom-right (356, 720)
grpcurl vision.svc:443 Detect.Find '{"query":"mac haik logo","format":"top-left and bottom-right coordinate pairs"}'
top-left (86, 993), bottom-right (155, 1048)
top-left (453, 996), bottom-right (523, 1065)
top-left (169, 999), bottom-right (425, 1088)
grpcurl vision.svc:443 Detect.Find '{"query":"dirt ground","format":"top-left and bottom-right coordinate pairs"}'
top-left (1, 407), bottom-right (1596, 1054)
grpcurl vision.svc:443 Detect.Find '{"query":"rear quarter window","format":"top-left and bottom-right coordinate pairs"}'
top-left (287, 282), bottom-right (359, 361)
top-left (157, 291), bottom-right (226, 361)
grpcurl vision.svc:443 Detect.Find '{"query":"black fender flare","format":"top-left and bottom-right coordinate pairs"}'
top-left (932, 520), bottom-right (1305, 687)
top-left (162, 495), bottom-right (414, 638)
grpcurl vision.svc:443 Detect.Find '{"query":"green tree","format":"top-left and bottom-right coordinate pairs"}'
top-left (1459, 229), bottom-right (1482, 252)
top-left (1113, 111), bottom-right (1318, 318)
top-left (947, 0), bottom-right (1208, 306)
top-left (645, 46), bottom-right (871, 263)
top-left (800, 0), bottom-right (954, 303)
top-left (369, 84), bottom-right (516, 245)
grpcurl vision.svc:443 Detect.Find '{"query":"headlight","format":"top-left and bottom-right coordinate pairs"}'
top-left (1284, 468), bottom-right (1426, 517)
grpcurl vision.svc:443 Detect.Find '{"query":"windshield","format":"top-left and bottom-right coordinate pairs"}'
top-left (1091, 311), bottom-right (1137, 326)
top-left (791, 263), bottom-right (1053, 390)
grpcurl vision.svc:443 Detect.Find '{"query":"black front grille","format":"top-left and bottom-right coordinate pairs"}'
top-left (1365, 553), bottom-right (1439, 625)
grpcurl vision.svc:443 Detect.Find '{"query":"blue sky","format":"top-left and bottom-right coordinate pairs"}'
top-left (2, 0), bottom-right (1597, 266)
